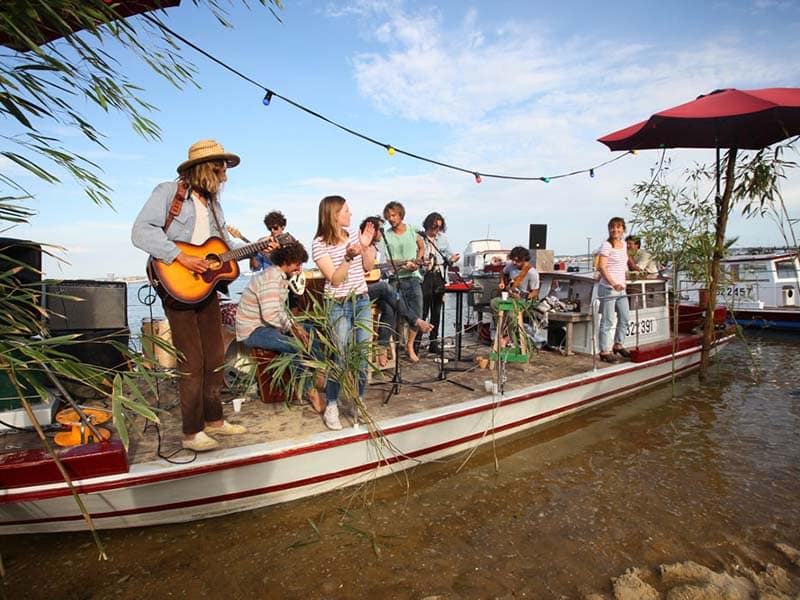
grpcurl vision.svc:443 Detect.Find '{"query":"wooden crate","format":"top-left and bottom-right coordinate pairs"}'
top-left (251, 348), bottom-right (289, 404)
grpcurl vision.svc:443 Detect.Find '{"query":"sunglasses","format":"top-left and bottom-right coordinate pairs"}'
top-left (269, 225), bottom-right (283, 231)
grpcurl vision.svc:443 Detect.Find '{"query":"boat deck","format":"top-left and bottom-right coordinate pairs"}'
top-left (0, 342), bottom-right (601, 466)
top-left (126, 344), bottom-right (599, 464)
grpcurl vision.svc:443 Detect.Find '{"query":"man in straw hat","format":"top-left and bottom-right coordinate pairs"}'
top-left (132, 140), bottom-right (247, 452)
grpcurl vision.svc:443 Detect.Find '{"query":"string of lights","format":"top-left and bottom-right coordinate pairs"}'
top-left (143, 13), bottom-right (633, 184)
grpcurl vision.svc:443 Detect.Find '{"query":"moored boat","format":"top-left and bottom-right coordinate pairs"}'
top-left (678, 251), bottom-right (800, 330)
top-left (0, 270), bottom-right (733, 534)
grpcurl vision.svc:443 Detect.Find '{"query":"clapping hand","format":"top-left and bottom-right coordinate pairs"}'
top-left (358, 221), bottom-right (375, 248)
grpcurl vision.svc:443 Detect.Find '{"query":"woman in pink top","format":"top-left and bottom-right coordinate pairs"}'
top-left (596, 217), bottom-right (631, 363)
top-left (311, 196), bottom-right (376, 430)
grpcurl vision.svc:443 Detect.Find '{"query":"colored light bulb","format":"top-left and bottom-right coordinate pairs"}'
top-left (387, 146), bottom-right (395, 155)
top-left (474, 173), bottom-right (482, 184)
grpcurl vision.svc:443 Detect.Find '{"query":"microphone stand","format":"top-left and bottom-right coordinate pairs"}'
top-left (372, 227), bottom-right (432, 404)
top-left (419, 231), bottom-right (474, 391)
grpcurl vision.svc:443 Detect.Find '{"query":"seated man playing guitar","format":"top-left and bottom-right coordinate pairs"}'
top-left (132, 140), bottom-right (248, 453)
top-left (249, 210), bottom-right (297, 272)
top-left (235, 242), bottom-right (325, 413)
top-left (490, 246), bottom-right (540, 345)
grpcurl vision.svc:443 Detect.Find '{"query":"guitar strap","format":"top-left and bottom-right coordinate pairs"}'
top-left (511, 263), bottom-right (532, 290)
top-left (163, 182), bottom-right (190, 231)
top-left (147, 182), bottom-right (197, 307)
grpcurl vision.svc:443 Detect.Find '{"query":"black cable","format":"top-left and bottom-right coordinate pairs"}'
top-left (136, 282), bottom-right (196, 464)
top-left (0, 418), bottom-right (61, 433)
top-left (142, 12), bottom-right (633, 183)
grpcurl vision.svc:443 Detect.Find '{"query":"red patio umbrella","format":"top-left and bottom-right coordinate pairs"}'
top-left (0, 0), bottom-right (180, 51)
top-left (598, 88), bottom-right (800, 151)
top-left (597, 87), bottom-right (800, 371)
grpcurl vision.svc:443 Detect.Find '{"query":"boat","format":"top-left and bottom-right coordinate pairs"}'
top-left (677, 250), bottom-right (800, 330)
top-left (0, 271), bottom-right (733, 534)
top-left (460, 239), bottom-right (510, 276)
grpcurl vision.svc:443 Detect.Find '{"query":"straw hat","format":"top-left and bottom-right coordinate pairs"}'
top-left (177, 140), bottom-right (240, 174)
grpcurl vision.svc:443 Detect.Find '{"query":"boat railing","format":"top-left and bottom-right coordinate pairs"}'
top-left (592, 280), bottom-right (671, 348)
top-left (591, 297), bottom-right (599, 371)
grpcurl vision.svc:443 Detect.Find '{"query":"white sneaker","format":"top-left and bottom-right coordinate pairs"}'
top-left (204, 420), bottom-right (247, 436)
top-left (323, 404), bottom-right (343, 430)
top-left (182, 431), bottom-right (220, 452)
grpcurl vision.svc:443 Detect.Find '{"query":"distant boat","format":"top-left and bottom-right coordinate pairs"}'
top-left (460, 238), bottom-right (509, 276)
top-left (678, 251), bottom-right (800, 330)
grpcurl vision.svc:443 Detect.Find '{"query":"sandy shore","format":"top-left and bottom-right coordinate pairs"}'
top-left (588, 543), bottom-right (800, 599)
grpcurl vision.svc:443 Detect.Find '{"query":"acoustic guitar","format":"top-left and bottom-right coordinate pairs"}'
top-left (148, 236), bottom-right (273, 304)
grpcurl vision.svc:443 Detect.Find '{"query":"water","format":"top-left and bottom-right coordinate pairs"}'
top-left (6, 324), bottom-right (799, 598)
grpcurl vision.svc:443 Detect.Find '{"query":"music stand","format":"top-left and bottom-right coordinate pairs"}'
top-left (370, 227), bottom-right (432, 404)
top-left (420, 234), bottom-right (474, 391)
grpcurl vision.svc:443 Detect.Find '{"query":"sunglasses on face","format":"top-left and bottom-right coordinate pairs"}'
top-left (269, 225), bottom-right (283, 231)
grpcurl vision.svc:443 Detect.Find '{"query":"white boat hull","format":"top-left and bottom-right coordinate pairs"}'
top-left (0, 336), bottom-right (732, 535)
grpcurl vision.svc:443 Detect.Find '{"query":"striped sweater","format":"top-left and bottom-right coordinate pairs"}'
top-left (235, 266), bottom-right (291, 341)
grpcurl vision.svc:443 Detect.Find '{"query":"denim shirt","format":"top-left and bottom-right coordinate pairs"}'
top-left (422, 232), bottom-right (453, 267)
top-left (131, 181), bottom-right (240, 264)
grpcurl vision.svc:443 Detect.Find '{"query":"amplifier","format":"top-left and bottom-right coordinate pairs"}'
top-left (52, 328), bottom-right (131, 399)
top-left (44, 280), bottom-right (127, 331)
top-left (52, 328), bottom-right (131, 370)
top-left (0, 237), bottom-right (42, 287)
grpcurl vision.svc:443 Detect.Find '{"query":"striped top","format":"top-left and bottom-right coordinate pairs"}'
top-left (598, 240), bottom-right (628, 288)
top-left (235, 266), bottom-right (291, 341)
top-left (312, 229), bottom-right (368, 298)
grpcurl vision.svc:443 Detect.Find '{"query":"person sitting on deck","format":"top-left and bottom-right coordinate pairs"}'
top-left (625, 235), bottom-right (659, 275)
top-left (236, 242), bottom-right (325, 414)
top-left (490, 246), bottom-right (540, 345)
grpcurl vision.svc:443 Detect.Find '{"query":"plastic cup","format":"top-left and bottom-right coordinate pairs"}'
top-left (492, 383), bottom-right (499, 394)
top-left (232, 397), bottom-right (244, 412)
top-left (484, 380), bottom-right (493, 393)
top-left (501, 291), bottom-right (509, 300)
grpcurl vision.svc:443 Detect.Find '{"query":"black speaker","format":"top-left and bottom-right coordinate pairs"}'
top-left (547, 325), bottom-right (566, 349)
top-left (52, 328), bottom-right (131, 399)
top-left (44, 280), bottom-right (127, 332)
top-left (529, 224), bottom-right (547, 250)
top-left (0, 237), bottom-right (42, 286)
top-left (53, 329), bottom-right (131, 370)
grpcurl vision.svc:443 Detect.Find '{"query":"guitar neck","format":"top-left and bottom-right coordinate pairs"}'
top-left (219, 238), bottom-right (273, 262)
top-left (375, 258), bottom-right (423, 269)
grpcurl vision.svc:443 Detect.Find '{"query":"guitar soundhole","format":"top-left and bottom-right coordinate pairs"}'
top-left (206, 254), bottom-right (222, 270)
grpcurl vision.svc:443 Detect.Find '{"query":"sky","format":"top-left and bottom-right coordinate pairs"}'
top-left (5, 0), bottom-right (800, 278)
